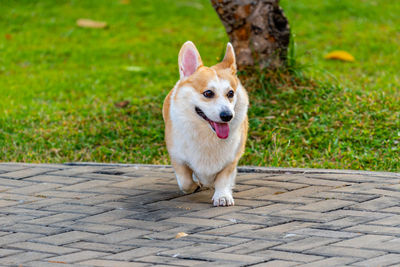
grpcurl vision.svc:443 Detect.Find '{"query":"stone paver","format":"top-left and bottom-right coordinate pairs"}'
top-left (0, 163), bottom-right (399, 266)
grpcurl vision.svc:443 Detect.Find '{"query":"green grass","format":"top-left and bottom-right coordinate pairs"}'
top-left (0, 0), bottom-right (399, 171)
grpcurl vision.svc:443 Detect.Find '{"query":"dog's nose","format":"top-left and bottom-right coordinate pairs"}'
top-left (220, 110), bottom-right (233, 122)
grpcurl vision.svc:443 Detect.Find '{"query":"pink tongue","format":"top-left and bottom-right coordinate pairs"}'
top-left (210, 121), bottom-right (230, 139)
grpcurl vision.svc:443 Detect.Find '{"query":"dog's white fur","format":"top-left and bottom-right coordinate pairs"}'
top-left (163, 41), bottom-right (248, 206)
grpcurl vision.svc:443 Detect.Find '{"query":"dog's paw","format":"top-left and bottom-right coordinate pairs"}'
top-left (181, 183), bottom-right (200, 194)
top-left (212, 191), bottom-right (234, 207)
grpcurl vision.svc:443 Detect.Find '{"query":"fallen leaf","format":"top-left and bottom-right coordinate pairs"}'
top-left (175, 232), bottom-right (188, 239)
top-left (115, 100), bottom-right (130, 108)
top-left (48, 260), bottom-right (67, 264)
top-left (120, 0), bottom-right (130, 4)
top-left (5, 34), bottom-right (12, 40)
top-left (76, 19), bottom-right (107, 29)
top-left (273, 191), bottom-right (285, 195)
top-left (324, 50), bottom-right (355, 62)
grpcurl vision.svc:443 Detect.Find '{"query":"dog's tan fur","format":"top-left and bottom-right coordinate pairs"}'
top-left (163, 41), bottom-right (248, 206)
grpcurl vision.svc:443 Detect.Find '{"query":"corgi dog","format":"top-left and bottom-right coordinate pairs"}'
top-left (163, 41), bottom-right (248, 206)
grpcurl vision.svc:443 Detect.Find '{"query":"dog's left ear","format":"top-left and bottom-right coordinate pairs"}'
top-left (220, 43), bottom-right (237, 75)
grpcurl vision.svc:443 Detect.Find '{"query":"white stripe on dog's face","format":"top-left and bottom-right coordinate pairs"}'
top-left (173, 66), bottom-right (239, 127)
top-left (195, 77), bottom-right (236, 123)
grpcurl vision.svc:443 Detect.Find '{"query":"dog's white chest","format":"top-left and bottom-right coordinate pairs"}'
top-left (169, 119), bottom-right (240, 185)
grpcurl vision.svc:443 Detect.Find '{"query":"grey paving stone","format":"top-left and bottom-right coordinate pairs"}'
top-left (251, 250), bottom-right (324, 263)
top-left (272, 236), bottom-right (341, 252)
top-left (26, 212), bottom-right (86, 225)
top-left (66, 221), bottom-right (125, 234)
top-left (0, 248), bottom-right (20, 257)
top-left (0, 165), bottom-right (29, 172)
top-left (367, 215), bottom-right (400, 227)
top-left (0, 207), bottom-right (55, 217)
top-left (0, 251), bottom-right (53, 265)
top-left (108, 218), bottom-right (175, 232)
top-left (200, 223), bottom-right (263, 236)
top-left (311, 191), bottom-right (379, 202)
top-left (0, 214), bottom-right (36, 226)
top-left (332, 234), bottom-right (400, 252)
top-left (35, 190), bottom-right (98, 199)
top-left (181, 233), bottom-right (251, 246)
top-left (0, 167), bottom-right (54, 179)
top-left (352, 253), bottom-right (400, 267)
top-left (42, 203), bottom-right (111, 215)
top-left (164, 216), bottom-right (232, 227)
top-left (294, 199), bottom-right (355, 212)
top-left (179, 205), bottom-right (247, 218)
top-left (251, 260), bottom-right (300, 267)
top-left (46, 250), bottom-right (109, 263)
top-left (66, 241), bottom-right (133, 253)
top-left (6, 182), bottom-right (61, 194)
top-left (197, 251), bottom-right (266, 264)
top-left (7, 241), bottom-right (80, 255)
top-left (0, 232), bottom-right (42, 246)
top-left (349, 196), bottom-right (399, 211)
top-left (217, 240), bottom-right (282, 254)
top-left (105, 247), bottom-right (166, 261)
top-left (69, 194), bottom-right (128, 206)
top-left (344, 224), bottom-right (400, 236)
top-left (216, 212), bottom-right (293, 226)
top-left (88, 229), bottom-right (153, 244)
top-left (1, 223), bottom-right (65, 235)
top-left (288, 227), bottom-right (361, 238)
top-left (26, 261), bottom-right (84, 267)
top-left (78, 259), bottom-right (150, 267)
top-left (314, 216), bottom-right (378, 230)
top-left (136, 255), bottom-right (210, 266)
top-left (269, 209), bottom-right (342, 223)
top-left (0, 177), bottom-right (35, 187)
top-left (25, 175), bottom-right (88, 185)
top-left (306, 245), bottom-right (386, 259)
top-left (299, 256), bottom-right (360, 267)
top-left (0, 163), bottom-right (399, 267)
top-left (33, 231), bottom-right (99, 245)
top-left (60, 180), bottom-right (114, 192)
top-left (120, 238), bottom-right (195, 249)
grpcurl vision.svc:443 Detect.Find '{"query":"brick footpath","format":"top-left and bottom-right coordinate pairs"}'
top-left (0, 163), bottom-right (399, 266)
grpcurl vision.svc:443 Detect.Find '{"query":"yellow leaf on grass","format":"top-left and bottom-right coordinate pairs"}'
top-left (324, 50), bottom-right (355, 62)
top-left (175, 232), bottom-right (188, 239)
top-left (76, 19), bottom-right (107, 29)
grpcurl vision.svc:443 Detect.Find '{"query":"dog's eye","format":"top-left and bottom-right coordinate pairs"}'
top-left (203, 90), bottom-right (214, 98)
top-left (227, 90), bottom-right (234, 98)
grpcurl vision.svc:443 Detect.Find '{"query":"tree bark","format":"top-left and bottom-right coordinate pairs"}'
top-left (211, 0), bottom-right (290, 70)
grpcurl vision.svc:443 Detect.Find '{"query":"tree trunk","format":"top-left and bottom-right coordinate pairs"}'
top-left (211, 0), bottom-right (290, 70)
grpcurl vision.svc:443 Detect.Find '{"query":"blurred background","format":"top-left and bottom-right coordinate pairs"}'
top-left (0, 0), bottom-right (399, 171)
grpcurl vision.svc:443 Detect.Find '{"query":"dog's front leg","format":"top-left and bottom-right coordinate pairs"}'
top-left (171, 159), bottom-right (199, 194)
top-left (212, 161), bottom-right (237, 207)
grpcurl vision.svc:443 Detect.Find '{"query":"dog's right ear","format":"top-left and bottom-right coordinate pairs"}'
top-left (178, 41), bottom-right (203, 79)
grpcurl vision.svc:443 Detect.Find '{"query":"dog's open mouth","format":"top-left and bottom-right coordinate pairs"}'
top-left (195, 107), bottom-right (229, 139)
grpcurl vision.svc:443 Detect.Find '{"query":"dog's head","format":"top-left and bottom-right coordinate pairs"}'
top-left (176, 41), bottom-right (239, 139)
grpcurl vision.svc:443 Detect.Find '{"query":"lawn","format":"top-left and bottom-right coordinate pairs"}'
top-left (0, 0), bottom-right (399, 171)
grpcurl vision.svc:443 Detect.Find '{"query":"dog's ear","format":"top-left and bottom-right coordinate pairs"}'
top-left (178, 41), bottom-right (203, 79)
top-left (220, 43), bottom-right (237, 75)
